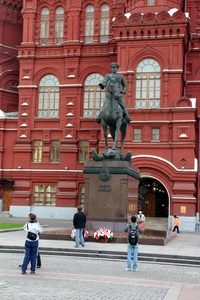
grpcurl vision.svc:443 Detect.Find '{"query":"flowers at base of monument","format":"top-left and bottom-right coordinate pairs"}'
top-left (70, 229), bottom-right (89, 240)
top-left (94, 227), bottom-right (114, 242)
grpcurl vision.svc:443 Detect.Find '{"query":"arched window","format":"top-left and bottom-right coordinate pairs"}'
top-left (55, 7), bottom-right (64, 44)
top-left (38, 75), bottom-right (59, 118)
top-left (40, 8), bottom-right (49, 45)
top-left (85, 5), bottom-right (94, 43)
top-left (83, 73), bottom-right (105, 118)
top-left (100, 4), bottom-right (109, 43)
top-left (135, 59), bottom-right (161, 109)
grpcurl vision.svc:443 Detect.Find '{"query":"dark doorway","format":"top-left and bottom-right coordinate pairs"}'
top-left (0, 179), bottom-right (14, 211)
top-left (3, 188), bottom-right (12, 211)
top-left (138, 178), bottom-right (168, 217)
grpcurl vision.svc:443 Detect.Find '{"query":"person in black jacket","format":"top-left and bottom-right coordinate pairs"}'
top-left (73, 205), bottom-right (87, 247)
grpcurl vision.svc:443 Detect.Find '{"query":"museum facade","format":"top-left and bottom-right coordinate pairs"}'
top-left (0, 0), bottom-right (200, 231)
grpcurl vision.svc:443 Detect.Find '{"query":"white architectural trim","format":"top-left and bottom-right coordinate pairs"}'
top-left (132, 154), bottom-right (197, 172)
top-left (0, 168), bottom-right (83, 172)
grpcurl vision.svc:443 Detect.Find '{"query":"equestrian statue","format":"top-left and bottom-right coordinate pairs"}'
top-left (93, 62), bottom-right (132, 161)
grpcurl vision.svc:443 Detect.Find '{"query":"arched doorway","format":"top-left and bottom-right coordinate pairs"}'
top-left (138, 178), bottom-right (168, 217)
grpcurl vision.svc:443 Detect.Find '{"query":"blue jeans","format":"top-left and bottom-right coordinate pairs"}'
top-left (126, 243), bottom-right (138, 270)
top-left (22, 240), bottom-right (38, 272)
top-left (75, 228), bottom-right (85, 247)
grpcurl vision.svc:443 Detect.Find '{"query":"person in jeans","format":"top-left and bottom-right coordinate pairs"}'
top-left (73, 205), bottom-right (87, 247)
top-left (21, 213), bottom-right (44, 274)
top-left (124, 215), bottom-right (144, 271)
top-left (19, 214), bottom-right (42, 269)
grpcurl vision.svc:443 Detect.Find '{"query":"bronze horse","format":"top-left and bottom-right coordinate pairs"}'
top-left (99, 77), bottom-right (127, 154)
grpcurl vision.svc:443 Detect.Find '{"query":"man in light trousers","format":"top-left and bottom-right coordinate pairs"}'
top-left (124, 215), bottom-right (144, 271)
top-left (73, 205), bottom-right (87, 247)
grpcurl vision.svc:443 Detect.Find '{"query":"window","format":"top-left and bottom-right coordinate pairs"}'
top-left (133, 128), bottom-right (142, 141)
top-left (33, 141), bottom-right (42, 162)
top-left (85, 5), bottom-right (94, 43)
top-left (40, 8), bottom-right (49, 45)
top-left (79, 185), bottom-right (85, 206)
top-left (151, 128), bottom-right (160, 141)
top-left (55, 7), bottom-right (64, 44)
top-left (79, 141), bottom-right (89, 162)
top-left (135, 59), bottom-right (161, 109)
top-left (51, 141), bottom-right (60, 162)
top-left (33, 184), bottom-right (56, 206)
top-left (83, 73), bottom-right (105, 118)
top-left (38, 75), bottom-right (59, 118)
top-left (148, 0), bottom-right (155, 5)
top-left (100, 4), bottom-right (109, 43)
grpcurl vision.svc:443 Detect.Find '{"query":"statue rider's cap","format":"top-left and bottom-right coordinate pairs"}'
top-left (111, 62), bottom-right (119, 69)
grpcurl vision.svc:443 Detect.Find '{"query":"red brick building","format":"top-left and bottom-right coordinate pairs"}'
top-left (0, 0), bottom-right (199, 231)
top-left (0, 0), bottom-right (22, 111)
top-left (0, 0), bottom-right (22, 211)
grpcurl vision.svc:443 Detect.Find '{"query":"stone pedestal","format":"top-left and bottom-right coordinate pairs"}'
top-left (83, 160), bottom-right (140, 232)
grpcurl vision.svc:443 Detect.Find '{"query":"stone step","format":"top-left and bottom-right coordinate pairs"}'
top-left (144, 217), bottom-right (168, 230)
top-left (0, 211), bottom-right (10, 218)
top-left (0, 246), bottom-right (199, 267)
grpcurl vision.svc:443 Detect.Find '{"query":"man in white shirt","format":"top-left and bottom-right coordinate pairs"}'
top-left (137, 210), bottom-right (146, 222)
top-left (21, 213), bottom-right (43, 274)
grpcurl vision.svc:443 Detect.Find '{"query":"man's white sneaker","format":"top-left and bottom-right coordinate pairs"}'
top-left (125, 268), bottom-right (131, 271)
top-left (133, 269), bottom-right (138, 272)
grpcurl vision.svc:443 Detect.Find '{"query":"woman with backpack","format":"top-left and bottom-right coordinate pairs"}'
top-left (21, 213), bottom-right (44, 274)
top-left (124, 215), bottom-right (144, 272)
top-left (19, 214), bottom-right (42, 269)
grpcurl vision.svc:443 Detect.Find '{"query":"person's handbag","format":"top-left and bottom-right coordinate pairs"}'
top-left (27, 224), bottom-right (37, 241)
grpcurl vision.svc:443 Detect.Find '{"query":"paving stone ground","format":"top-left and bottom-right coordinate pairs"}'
top-left (1, 216), bottom-right (200, 299)
top-left (0, 253), bottom-right (200, 300)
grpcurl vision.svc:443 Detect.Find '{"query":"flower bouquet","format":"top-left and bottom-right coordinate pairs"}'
top-left (94, 227), bottom-right (113, 243)
top-left (70, 229), bottom-right (89, 240)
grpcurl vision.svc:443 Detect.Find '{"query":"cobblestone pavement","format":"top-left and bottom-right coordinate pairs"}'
top-left (0, 253), bottom-right (200, 300)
